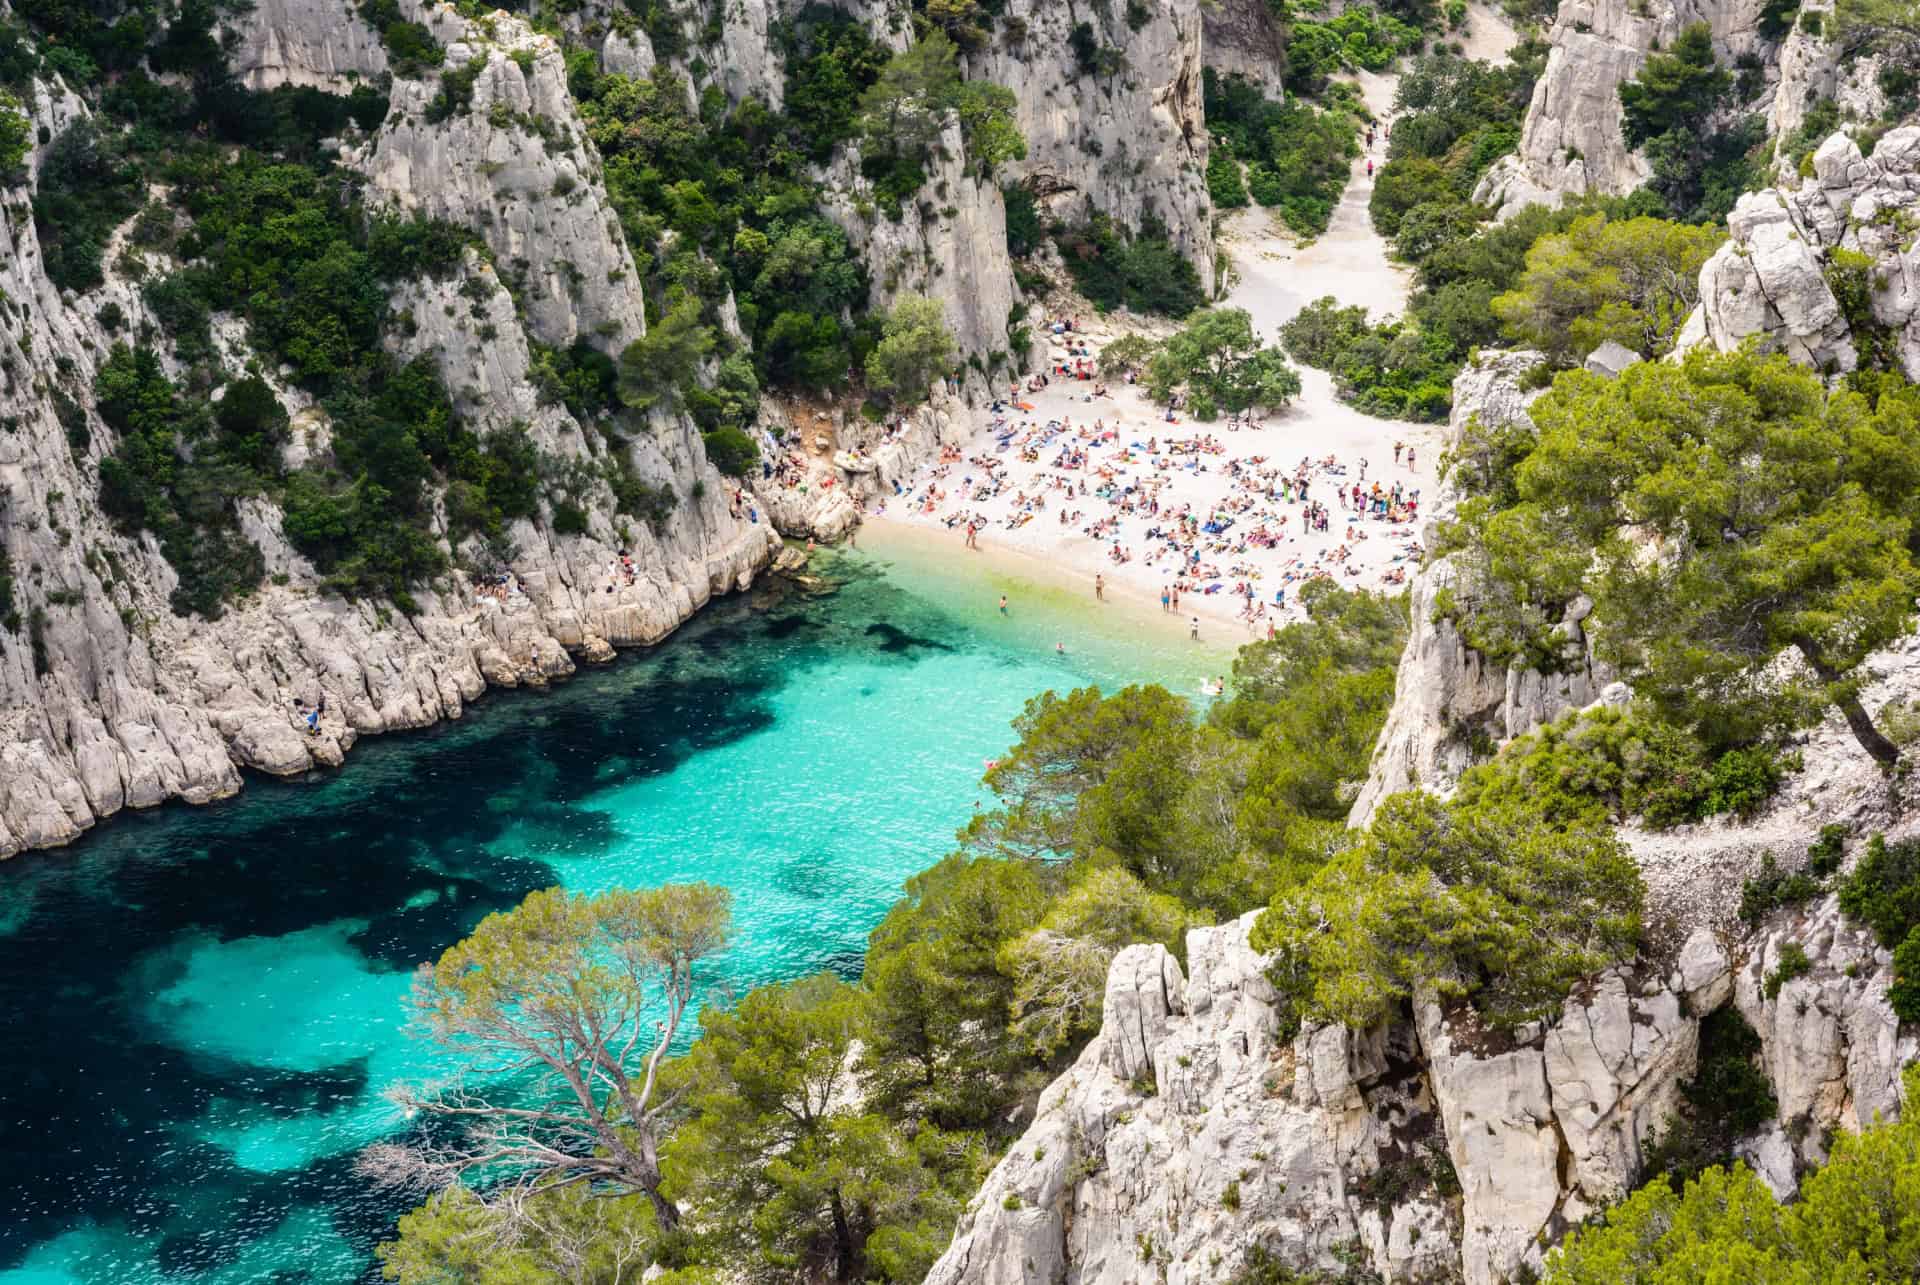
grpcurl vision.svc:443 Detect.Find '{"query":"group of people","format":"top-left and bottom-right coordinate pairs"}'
top-left (887, 325), bottom-right (1430, 632)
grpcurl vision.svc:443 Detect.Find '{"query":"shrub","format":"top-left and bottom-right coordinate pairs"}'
top-left (1207, 148), bottom-right (1249, 209)
top-left (1055, 213), bottom-right (1205, 319)
top-left (1837, 833), bottom-right (1920, 948)
top-left (1639, 1005), bottom-right (1775, 1183)
top-left (701, 425), bottom-right (760, 476)
top-left (1738, 852), bottom-right (1822, 925)
top-left (1806, 824), bottom-right (1848, 880)
top-left (1764, 941), bottom-right (1813, 999)
top-left (1203, 71), bottom-right (1361, 237)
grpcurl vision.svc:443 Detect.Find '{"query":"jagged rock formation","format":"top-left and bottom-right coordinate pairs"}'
top-left (926, 859), bottom-right (1909, 1283)
top-left (1684, 125), bottom-right (1920, 379)
top-left (1477, 0), bottom-right (1797, 218)
top-left (924, 914), bottom-right (1462, 1285)
top-left (1349, 351), bottom-right (1619, 827)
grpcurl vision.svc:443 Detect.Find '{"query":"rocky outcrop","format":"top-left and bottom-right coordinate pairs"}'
top-left (925, 913), bottom-right (1761, 1285)
top-left (359, 11), bottom-right (647, 350)
top-left (1350, 351), bottom-right (1621, 826)
top-left (1478, 0), bottom-right (1775, 218)
top-left (224, 0), bottom-right (390, 90)
top-left (924, 914), bottom-right (1459, 1285)
top-left (1686, 125), bottom-right (1920, 380)
top-left (1736, 895), bottom-right (1917, 1170)
top-left (1418, 960), bottom-right (1708, 1285)
top-left (817, 123), bottom-right (1020, 373)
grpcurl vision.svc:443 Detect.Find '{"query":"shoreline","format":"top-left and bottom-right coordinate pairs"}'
top-left (855, 516), bottom-right (1236, 691)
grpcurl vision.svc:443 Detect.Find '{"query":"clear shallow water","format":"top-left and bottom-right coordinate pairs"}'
top-left (0, 550), bottom-right (1218, 1285)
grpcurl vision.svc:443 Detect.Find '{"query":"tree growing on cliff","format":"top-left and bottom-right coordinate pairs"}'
top-left (360, 884), bottom-right (732, 1230)
top-left (1491, 212), bottom-right (1723, 365)
top-left (663, 973), bottom-right (988, 1284)
top-left (1443, 349), bottom-right (1920, 764)
top-left (864, 293), bottom-right (956, 405)
top-left (1252, 790), bottom-right (1644, 1033)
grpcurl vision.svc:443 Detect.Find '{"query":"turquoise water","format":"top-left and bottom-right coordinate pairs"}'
top-left (0, 550), bottom-right (1217, 1284)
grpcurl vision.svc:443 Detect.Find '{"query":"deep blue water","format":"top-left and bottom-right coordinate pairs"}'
top-left (0, 549), bottom-right (1213, 1284)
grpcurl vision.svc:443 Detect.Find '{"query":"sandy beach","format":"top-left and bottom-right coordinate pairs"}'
top-left (769, 7), bottom-right (1523, 639)
top-left (866, 28), bottom-right (1524, 635)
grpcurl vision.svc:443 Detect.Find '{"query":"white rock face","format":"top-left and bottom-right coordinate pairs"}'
top-left (924, 914), bottom-right (1460, 1285)
top-left (224, 0), bottom-right (390, 90)
top-left (818, 124), bottom-right (1020, 373)
top-left (1478, 0), bottom-right (1775, 218)
top-left (1350, 351), bottom-right (1617, 825)
top-left (1735, 896), bottom-right (1918, 1166)
top-left (926, 908), bottom-right (1758, 1285)
top-left (359, 10), bottom-right (647, 349)
top-left (1689, 125), bottom-right (1920, 380)
top-left (1203, 0), bottom-right (1288, 97)
top-left (970, 0), bottom-right (1216, 297)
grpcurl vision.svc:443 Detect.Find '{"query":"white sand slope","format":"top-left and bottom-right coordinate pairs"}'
top-left (873, 9), bottom-right (1521, 635)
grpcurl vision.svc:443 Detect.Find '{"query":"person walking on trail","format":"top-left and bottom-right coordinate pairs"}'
top-left (1366, 159), bottom-right (1374, 178)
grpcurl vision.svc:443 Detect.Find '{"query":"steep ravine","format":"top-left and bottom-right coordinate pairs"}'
top-left (0, 0), bottom-right (1210, 859)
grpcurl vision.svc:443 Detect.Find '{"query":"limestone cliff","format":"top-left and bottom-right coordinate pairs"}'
top-left (1478, 0), bottom-right (1805, 218)
top-left (1683, 124), bottom-right (1920, 380)
top-left (1348, 350), bottom-right (1617, 827)
top-left (926, 836), bottom-right (1911, 1284)
top-left (0, 29), bottom-right (779, 858)
top-left (0, 0), bottom-right (1212, 859)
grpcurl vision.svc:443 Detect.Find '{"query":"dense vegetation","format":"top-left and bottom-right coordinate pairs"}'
top-left (1204, 69), bottom-right (1363, 237)
top-left (1052, 212), bottom-right (1208, 319)
top-left (377, 583), bottom-right (1425, 1281)
top-left (1617, 23), bottom-right (1765, 224)
top-left (1547, 1065), bottom-right (1920, 1283)
top-left (1438, 349), bottom-right (1920, 767)
top-left (8, 0), bottom-right (1028, 619)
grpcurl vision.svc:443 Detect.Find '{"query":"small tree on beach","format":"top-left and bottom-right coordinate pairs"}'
top-left (360, 884), bottom-right (733, 1230)
top-left (1145, 306), bottom-right (1301, 419)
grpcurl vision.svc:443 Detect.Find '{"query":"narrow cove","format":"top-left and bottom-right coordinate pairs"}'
top-left (0, 550), bottom-right (1218, 1285)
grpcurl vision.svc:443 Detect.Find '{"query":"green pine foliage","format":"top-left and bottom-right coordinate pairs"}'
top-left (1055, 212), bottom-right (1207, 318)
top-left (1203, 69), bottom-right (1361, 237)
top-left (1837, 833), bottom-right (1920, 1020)
top-left (1550, 1068), bottom-right (1920, 1284)
top-left (1617, 23), bottom-right (1767, 223)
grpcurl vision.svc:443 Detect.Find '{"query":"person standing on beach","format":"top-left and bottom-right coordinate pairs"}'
top-left (999, 594), bottom-right (1009, 616)
top-left (1095, 574), bottom-right (1105, 601)
top-left (1190, 616), bottom-right (1200, 640)
top-left (1161, 586), bottom-right (1170, 612)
